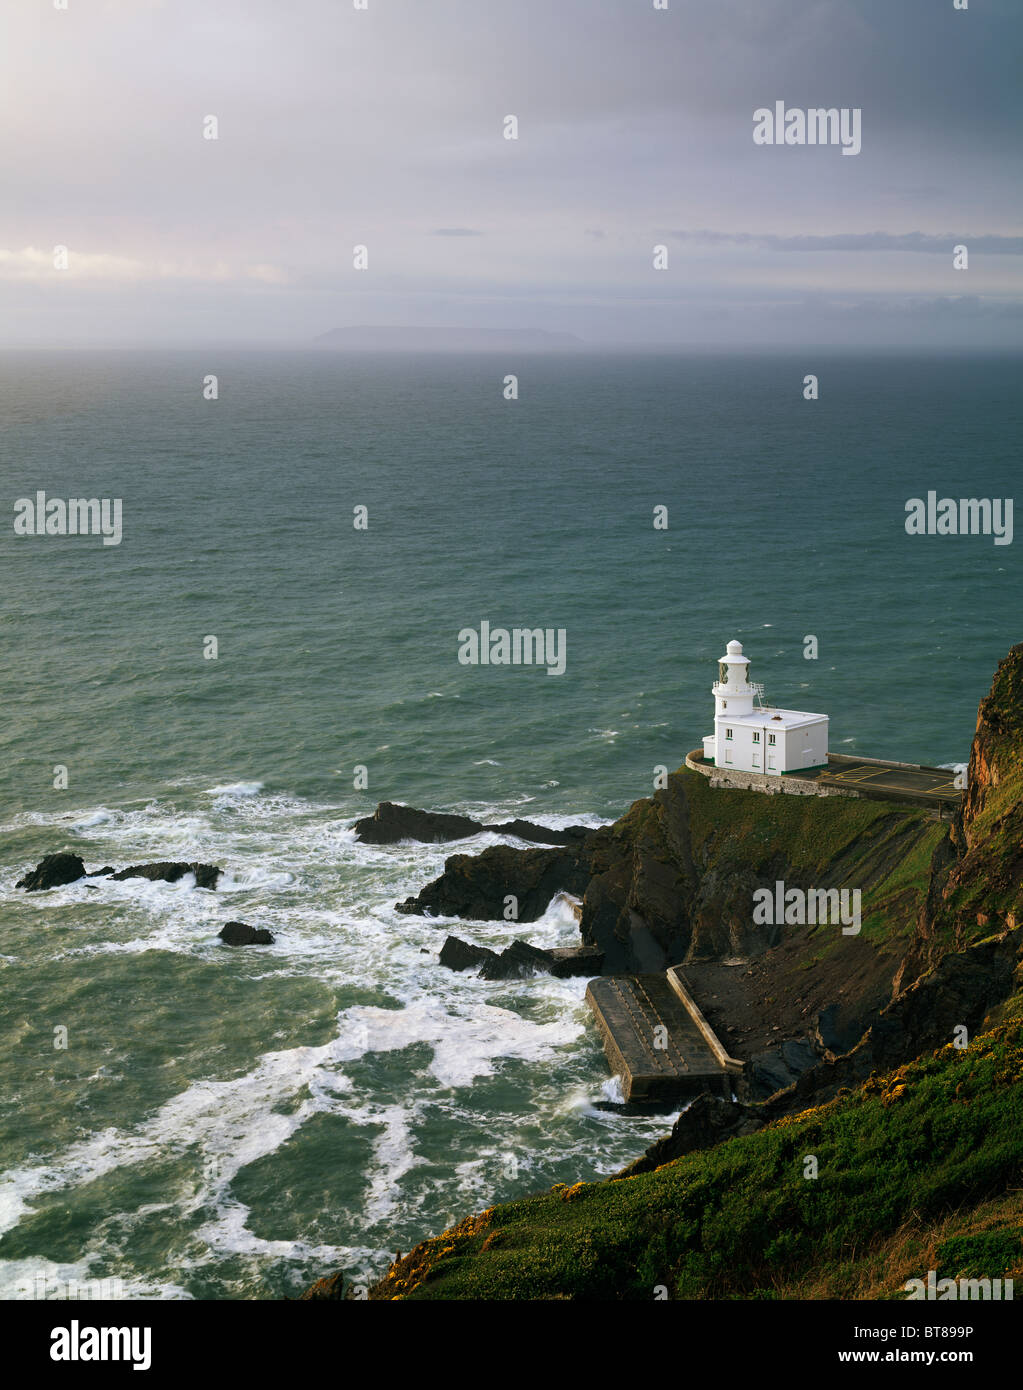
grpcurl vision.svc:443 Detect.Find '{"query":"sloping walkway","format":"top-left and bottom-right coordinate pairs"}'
top-left (586, 971), bottom-right (740, 1104)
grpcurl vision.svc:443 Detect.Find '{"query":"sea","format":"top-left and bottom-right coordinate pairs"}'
top-left (0, 348), bottom-right (1019, 1298)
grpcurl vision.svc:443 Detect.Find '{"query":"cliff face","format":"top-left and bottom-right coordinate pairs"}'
top-left (579, 772), bottom-right (944, 975)
top-left (399, 771), bottom-right (946, 979)
top-left (582, 645), bottom-right (1023, 975)
top-left (935, 643), bottom-right (1023, 943)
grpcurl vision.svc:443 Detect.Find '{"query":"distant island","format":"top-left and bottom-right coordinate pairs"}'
top-left (314, 325), bottom-right (585, 352)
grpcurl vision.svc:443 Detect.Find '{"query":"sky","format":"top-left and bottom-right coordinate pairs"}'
top-left (1, 0), bottom-right (1021, 348)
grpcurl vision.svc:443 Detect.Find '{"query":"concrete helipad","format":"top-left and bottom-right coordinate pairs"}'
top-left (812, 758), bottom-right (962, 807)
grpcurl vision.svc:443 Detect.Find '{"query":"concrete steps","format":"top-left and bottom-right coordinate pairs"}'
top-left (586, 972), bottom-right (739, 1104)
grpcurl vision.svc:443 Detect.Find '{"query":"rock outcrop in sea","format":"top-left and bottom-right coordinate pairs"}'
top-left (15, 852), bottom-right (88, 891)
top-left (15, 857), bottom-right (223, 891)
top-left (219, 921), bottom-right (275, 946)
top-left (354, 800), bottom-right (591, 846)
top-left (438, 934), bottom-right (603, 980)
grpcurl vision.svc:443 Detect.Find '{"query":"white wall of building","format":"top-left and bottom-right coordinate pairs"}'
top-left (713, 715), bottom-right (828, 773)
top-left (782, 720), bottom-right (829, 771)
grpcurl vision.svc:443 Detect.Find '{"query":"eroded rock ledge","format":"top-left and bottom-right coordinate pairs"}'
top-left (439, 934), bottom-right (603, 980)
top-left (16, 855), bottom-right (222, 891)
top-left (354, 799), bottom-right (592, 846)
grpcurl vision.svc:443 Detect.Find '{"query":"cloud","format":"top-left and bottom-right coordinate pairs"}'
top-left (0, 247), bottom-right (289, 284)
top-left (666, 231), bottom-right (1023, 255)
top-left (0, 0), bottom-right (1020, 345)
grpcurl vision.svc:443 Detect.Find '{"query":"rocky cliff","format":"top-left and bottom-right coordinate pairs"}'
top-left (302, 644), bottom-right (1023, 1301)
top-left (938, 643), bottom-right (1023, 943)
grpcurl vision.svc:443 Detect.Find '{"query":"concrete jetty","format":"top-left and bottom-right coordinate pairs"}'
top-left (586, 968), bottom-right (743, 1104)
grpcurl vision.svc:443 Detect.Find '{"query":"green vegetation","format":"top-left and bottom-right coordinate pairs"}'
top-left (620, 768), bottom-right (949, 953)
top-left (374, 1024), bottom-right (1023, 1300)
top-left (936, 1229), bottom-right (1022, 1282)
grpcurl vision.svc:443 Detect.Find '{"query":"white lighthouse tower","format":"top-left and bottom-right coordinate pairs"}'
top-left (702, 639), bottom-right (829, 775)
top-left (713, 639), bottom-right (757, 720)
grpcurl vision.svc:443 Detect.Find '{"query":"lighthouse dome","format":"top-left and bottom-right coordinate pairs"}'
top-left (726, 640), bottom-right (743, 656)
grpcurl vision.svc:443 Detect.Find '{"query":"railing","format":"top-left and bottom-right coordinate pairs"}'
top-left (712, 680), bottom-right (766, 699)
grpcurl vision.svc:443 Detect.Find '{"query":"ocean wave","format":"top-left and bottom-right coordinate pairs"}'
top-left (206, 781), bottom-right (265, 799)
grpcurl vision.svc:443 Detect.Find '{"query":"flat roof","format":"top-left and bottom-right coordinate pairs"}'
top-left (717, 708), bottom-right (828, 730)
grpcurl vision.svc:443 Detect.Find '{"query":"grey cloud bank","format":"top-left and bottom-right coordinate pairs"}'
top-left (1, 0), bottom-right (1020, 348)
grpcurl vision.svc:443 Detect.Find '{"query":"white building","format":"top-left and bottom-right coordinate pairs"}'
top-left (701, 640), bottom-right (829, 775)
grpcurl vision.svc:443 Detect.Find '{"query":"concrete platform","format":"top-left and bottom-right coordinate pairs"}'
top-left (586, 972), bottom-right (739, 1104)
top-left (686, 748), bottom-right (963, 811)
top-left (812, 757), bottom-right (962, 807)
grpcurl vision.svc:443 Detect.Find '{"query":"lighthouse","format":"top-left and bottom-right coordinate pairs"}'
top-left (713, 639), bottom-right (756, 719)
top-left (702, 639), bottom-right (829, 775)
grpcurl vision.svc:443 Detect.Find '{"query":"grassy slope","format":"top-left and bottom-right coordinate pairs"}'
top-left (614, 768), bottom-right (949, 959)
top-left (688, 770), bottom-right (946, 948)
top-left (375, 1024), bottom-right (1023, 1300)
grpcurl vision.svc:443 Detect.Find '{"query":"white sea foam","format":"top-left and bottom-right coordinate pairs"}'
top-left (601, 1075), bottom-right (627, 1105)
top-left (0, 782), bottom-right (673, 1296)
top-left (0, 1256), bottom-right (192, 1301)
top-left (206, 781), bottom-right (265, 798)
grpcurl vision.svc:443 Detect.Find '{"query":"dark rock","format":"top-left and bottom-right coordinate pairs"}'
top-left (111, 861), bottom-right (221, 889)
top-left (495, 820), bottom-right (592, 847)
top-left (355, 800), bottom-right (592, 847)
top-left (438, 934), bottom-right (601, 981)
top-left (355, 802), bottom-right (482, 844)
top-left (16, 853), bottom-right (87, 891)
top-left (813, 1003), bottom-right (846, 1053)
top-left (781, 1037), bottom-right (818, 1074)
top-left (749, 1050), bottom-right (798, 1098)
top-left (439, 936), bottom-right (498, 972)
top-left (479, 940), bottom-right (557, 981)
top-left (549, 945), bottom-right (605, 978)
top-left (396, 842), bottom-right (595, 922)
top-left (92, 866), bottom-right (115, 877)
top-left (298, 1272), bottom-right (348, 1301)
top-left (851, 931), bottom-right (1020, 1074)
top-left (748, 1036), bottom-right (819, 1100)
top-left (219, 921), bottom-right (275, 946)
top-left (616, 1093), bottom-right (765, 1178)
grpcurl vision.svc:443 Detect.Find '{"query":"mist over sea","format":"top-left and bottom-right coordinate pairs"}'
top-left (1, 349), bottom-right (1019, 1298)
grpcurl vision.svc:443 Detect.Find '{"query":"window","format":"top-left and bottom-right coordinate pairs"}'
top-left (725, 728), bottom-right (733, 740)
top-left (752, 732), bottom-right (760, 743)
top-left (768, 734), bottom-right (776, 746)
top-left (722, 701), bottom-right (727, 708)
